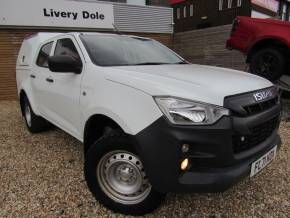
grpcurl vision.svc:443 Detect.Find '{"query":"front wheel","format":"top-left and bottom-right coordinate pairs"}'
top-left (249, 47), bottom-right (285, 81)
top-left (84, 135), bottom-right (166, 215)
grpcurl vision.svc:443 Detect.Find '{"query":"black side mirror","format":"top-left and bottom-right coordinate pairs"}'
top-left (48, 55), bottom-right (82, 74)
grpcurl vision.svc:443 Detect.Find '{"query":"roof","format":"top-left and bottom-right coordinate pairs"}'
top-left (24, 32), bottom-right (63, 42)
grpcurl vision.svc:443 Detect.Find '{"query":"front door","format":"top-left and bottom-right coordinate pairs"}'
top-left (43, 36), bottom-right (84, 138)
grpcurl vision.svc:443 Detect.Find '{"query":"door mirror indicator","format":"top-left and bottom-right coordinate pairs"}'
top-left (48, 55), bottom-right (82, 74)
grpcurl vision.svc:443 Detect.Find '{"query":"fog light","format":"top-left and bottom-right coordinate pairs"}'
top-left (181, 144), bottom-right (190, 153)
top-left (181, 158), bottom-right (189, 171)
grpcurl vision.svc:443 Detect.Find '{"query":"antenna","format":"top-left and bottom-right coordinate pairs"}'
top-left (112, 23), bottom-right (122, 35)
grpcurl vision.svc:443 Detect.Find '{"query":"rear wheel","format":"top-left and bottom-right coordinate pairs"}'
top-left (22, 96), bottom-right (51, 133)
top-left (84, 134), bottom-right (166, 215)
top-left (24, 100), bottom-right (32, 128)
top-left (249, 47), bottom-right (285, 81)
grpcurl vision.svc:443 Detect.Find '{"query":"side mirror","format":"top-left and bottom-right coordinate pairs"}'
top-left (48, 55), bottom-right (82, 74)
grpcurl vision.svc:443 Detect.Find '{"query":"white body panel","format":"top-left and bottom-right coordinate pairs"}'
top-left (16, 33), bottom-right (62, 115)
top-left (16, 32), bottom-right (273, 142)
top-left (79, 64), bottom-right (163, 137)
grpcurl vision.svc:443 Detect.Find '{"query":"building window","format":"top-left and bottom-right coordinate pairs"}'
top-left (282, 4), bottom-right (287, 21)
top-left (219, 0), bottom-right (223, 10)
top-left (228, 0), bottom-right (232, 9)
top-left (190, 4), bottom-right (193, 16)
top-left (177, 8), bottom-right (180, 19)
top-left (237, 0), bottom-right (242, 7)
top-left (183, 6), bottom-right (187, 18)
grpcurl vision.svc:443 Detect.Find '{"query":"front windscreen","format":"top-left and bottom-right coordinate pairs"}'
top-left (80, 34), bottom-right (185, 67)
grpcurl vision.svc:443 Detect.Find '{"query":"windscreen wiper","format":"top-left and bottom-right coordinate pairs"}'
top-left (135, 62), bottom-right (169, 65)
top-left (173, 61), bottom-right (189, 64)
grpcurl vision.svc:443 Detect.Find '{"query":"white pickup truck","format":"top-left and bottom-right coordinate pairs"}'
top-left (16, 32), bottom-right (282, 215)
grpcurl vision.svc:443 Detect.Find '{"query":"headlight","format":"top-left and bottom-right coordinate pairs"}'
top-left (154, 97), bottom-right (229, 125)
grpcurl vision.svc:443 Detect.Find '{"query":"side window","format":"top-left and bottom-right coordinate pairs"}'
top-left (54, 38), bottom-right (81, 61)
top-left (36, 42), bottom-right (53, 68)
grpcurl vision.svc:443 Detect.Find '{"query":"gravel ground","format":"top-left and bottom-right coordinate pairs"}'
top-left (0, 101), bottom-right (289, 218)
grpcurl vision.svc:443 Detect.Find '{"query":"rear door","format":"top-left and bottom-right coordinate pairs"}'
top-left (31, 41), bottom-right (55, 114)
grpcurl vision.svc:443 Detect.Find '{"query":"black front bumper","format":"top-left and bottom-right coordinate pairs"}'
top-left (133, 94), bottom-right (282, 193)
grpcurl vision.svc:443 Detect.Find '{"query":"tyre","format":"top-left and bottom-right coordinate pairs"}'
top-left (22, 96), bottom-right (51, 133)
top-left (84, 134), bottom-right (166, 215)
top-left (249, 47), bottom-right (285, 81)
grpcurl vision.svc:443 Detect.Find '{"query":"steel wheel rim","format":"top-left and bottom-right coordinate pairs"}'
top-left (24, 102), bottom-right (32, 127)
top-left (97, 150), bottom-right (151, 204)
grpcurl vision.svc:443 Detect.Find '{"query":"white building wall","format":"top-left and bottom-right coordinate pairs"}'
top-left (251, 10), bottom-right (272, 18)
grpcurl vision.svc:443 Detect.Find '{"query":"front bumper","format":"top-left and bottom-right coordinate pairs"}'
top-left (133, 99), bottom-right (281, 193)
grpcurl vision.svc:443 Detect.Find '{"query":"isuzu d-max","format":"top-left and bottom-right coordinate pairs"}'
top-left (16, 32), bottom-right (282, 215)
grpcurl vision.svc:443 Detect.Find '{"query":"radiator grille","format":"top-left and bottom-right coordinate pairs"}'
top-left (233, 116), bottom-right (279, 154)
top-left (243, 97), bottom-right (279, 116)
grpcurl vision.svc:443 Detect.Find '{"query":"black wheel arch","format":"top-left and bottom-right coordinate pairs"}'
top-left (83, 114), bottom-right (126, 154)
top-left (247, 38), bottom-right (290, 63)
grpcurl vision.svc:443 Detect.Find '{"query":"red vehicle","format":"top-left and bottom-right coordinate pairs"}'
top-left (227, 16), bottom-right (290, 82)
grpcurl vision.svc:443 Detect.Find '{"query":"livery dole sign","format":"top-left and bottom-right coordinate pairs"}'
top-left (0, 0), bottom-right (114, 29)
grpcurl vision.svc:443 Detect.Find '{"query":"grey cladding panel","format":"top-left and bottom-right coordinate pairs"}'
top-left (113, 4), bottom-right (173, 33)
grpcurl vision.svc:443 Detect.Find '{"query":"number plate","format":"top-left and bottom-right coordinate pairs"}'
top-left (250, 146), bottom-right (277, 177)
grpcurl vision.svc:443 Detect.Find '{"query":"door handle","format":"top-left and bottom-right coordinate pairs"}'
top-left (46, 78), bottom-right (54, 83)
top-left (30, 74), bottom-right (36, 79)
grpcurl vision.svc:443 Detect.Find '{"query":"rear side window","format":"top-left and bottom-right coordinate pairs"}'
top-left (36, 42), bottom-right (53, 68)
top-left (54, 38), bottom-right (81, 61)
